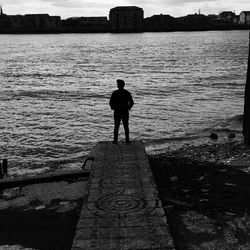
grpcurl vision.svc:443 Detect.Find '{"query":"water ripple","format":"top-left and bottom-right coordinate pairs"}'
top-left (0, 31), bottom-right (248, 174)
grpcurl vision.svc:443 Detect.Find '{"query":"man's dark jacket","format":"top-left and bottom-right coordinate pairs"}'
top-left (109, 89), bottom-right (134, 111)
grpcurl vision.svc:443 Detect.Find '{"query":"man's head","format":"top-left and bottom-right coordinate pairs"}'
top-left (117, 79), bottom-right (125, 90)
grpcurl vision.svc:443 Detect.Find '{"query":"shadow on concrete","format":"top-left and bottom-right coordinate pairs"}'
top-left (149, 156), bottom-right (250, 249)
top-left (0, 200), bottom-right (82, 250)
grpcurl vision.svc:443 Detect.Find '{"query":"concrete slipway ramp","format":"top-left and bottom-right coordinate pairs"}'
top-left (71, 140), bottom-right (175, 250)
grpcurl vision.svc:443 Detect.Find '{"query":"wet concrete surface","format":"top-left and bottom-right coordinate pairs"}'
top-left (72, 141), bottom-right (174, 250)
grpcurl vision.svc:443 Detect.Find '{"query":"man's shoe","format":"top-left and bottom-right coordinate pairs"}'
top-left (112, 141), bottom-right (117, 144)
top-left (126, 140), bottom-right (131, 144)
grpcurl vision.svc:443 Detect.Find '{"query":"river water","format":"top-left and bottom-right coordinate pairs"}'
top-left (0, 31), bottom-right (248, 175)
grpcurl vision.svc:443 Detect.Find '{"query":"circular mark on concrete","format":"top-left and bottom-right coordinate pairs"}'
top-left (100, 169), bottom-right (139, 179)
top-left (103, 164), bottom-right (138, 171)
top-left (95, 194), bottom-right (146, 214)
top-left (99, 178), bottom-right (138, 189)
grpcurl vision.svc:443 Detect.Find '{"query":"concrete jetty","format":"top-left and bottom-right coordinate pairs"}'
top-left (71, 141), bottom-right (174, 250)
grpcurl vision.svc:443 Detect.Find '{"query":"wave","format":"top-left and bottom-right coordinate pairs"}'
top-left (197, 114), bottom-right (243, 135)
top-left (206, 80), bottom-right (244, 89)
top-left (1, 31), bottom-right (247, 174)
top-left (144, 135), bottom-right (203, 145)
top-left (145, 114), bottom-right (244, 151)
top-left (203, 127), bottom-right (242, 134)
top-left (145, 128), bottom-right (241, 147)
top-left (2, 72), bottom-right (72, 78)
top-left (8, 90), bottom-right (107, 100)
top-left (227, 114), bottom-right (243, 122)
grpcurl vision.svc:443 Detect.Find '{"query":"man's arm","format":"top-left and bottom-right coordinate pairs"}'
top-left (128, 92), bottom-right (134, 110)
top-left (109, 92), bottom-right (115, 110)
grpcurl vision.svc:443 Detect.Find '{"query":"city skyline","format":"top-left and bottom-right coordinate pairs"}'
top-left (1, 0), bottom-right (250, 19)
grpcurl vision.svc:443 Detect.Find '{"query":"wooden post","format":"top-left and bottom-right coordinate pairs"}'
top-left (243, 31), bottom-right (250, 145)
top-left (0, 163), bottom-right (3, 179)
top-left (2, 159), bottom-right (8, 175)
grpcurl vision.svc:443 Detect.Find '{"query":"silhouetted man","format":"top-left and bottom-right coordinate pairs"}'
top-left (109, 79), bottom-right (134, 144)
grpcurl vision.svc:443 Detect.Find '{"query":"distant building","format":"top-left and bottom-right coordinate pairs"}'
top-left (174, 13), bottom-right (210, 31)
top-left (144, 14), bottom-right (175, 31)
top-left (78, 17), bottom-right (108, 26)
top-left (233, 15), bottom-right (240, 24)
top-left (239, 11), bottom-right (250, 25)
top-left (207, 14), bottom-right (219, 19)
top-left (64, 16), bottom-right (107, 26)
top-left (8, 15), bottom-right (24, 28)
top-left (0, 4), bottom-right (248, 33)
top-left (0, 6), bottom-right (61, 31)
top-left (24, 14), bottom-right (61, 29)
top-left (109, 6), bottom-right (144, 32)
top-left (62, 16), bottom-right (108, 32)
top-left (219, 11), bottom-right (235, 23)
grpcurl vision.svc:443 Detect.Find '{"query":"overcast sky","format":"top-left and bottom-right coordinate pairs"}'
top-left (1, 0), bottom-right (250, 19)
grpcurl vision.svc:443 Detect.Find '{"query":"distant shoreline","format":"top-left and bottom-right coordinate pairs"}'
top-left (0, 24), bottom-right (249, 34)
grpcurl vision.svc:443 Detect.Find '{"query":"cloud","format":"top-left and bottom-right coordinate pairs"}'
top-left (2, 0), bottom-right (33, 4)
top-left (127, 0), bottom-right (216, 6)
top-left (2, 0), bottom-right (117, 17)
top-left (49, 0), bottom-right (114, 9)
top-left (37, 0), bottom-right (126, 10)
top-left (2, 0), bottom-right (250, 18)
top-left (127, 0), bottom-right (250, 17)
top-left (126, 0), bottom-right (219, 17)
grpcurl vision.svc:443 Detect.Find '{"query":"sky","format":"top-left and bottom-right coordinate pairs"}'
top-left (1, 0), bottom-right (250, 19)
